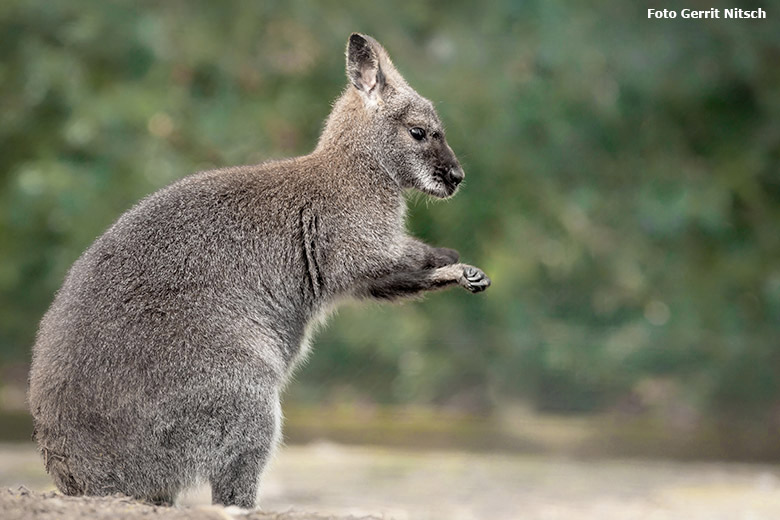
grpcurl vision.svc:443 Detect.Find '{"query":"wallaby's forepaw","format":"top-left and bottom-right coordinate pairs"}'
top-left (428, 247), bottom-right (460, 268)
top-left (460, 265), bottom-right (491, 293)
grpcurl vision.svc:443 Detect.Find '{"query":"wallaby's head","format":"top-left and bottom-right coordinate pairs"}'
top-left (321, 33), bottom-right (464, 199)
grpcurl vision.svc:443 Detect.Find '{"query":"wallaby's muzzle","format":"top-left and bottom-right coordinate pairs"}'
top-left (434, 163), bottom-right (464, 196)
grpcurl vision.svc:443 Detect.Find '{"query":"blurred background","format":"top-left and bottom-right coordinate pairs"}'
top-left (1, 0), bottom-right (779, 467)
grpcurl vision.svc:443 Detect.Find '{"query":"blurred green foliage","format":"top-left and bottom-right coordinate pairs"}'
top-left (1, 1), bottom-right (778, 423)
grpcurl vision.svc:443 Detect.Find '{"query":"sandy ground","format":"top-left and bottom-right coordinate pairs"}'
top-left (2, 442), bottom-right (780, 519)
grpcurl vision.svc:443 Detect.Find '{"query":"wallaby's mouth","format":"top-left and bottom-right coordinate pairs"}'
top-left (424, 177), bottom-right (460, 199)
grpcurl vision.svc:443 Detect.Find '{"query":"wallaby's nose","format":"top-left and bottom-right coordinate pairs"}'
top-left (447, 167), bottom-right (464, 187)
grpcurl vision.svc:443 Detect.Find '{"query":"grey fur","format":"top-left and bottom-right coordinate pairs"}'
top-left (28, 33), bottom-right (490, 509)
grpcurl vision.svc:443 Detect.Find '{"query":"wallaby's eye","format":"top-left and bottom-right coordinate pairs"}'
top-left (409, 127), bottom-right (426, 141)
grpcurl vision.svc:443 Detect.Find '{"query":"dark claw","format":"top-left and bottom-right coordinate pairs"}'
top-left (467, 279), bottom-right (490, 293)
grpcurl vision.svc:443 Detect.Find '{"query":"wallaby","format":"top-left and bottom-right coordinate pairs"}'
top-left (28, 33), bottom-right (490, 509)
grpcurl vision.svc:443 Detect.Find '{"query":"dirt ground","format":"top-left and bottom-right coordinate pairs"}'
top-left (2, 442), bottom-right (780, 520)
top-left (1, 487), bottom-right (375, 520)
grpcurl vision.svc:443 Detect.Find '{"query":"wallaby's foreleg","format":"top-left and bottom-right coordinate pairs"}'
top-left (422, 244), bottom-right (460, 269)
top-left (401, 238), bottom-right (460, 269)
top-left (364, 263), bottom-right (490, 300)
top-left (359, 238), bottom-right (489, 300)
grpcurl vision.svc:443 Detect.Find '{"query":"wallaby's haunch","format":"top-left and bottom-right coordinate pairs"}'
top-left (28, 33), bottom-right (490, 508)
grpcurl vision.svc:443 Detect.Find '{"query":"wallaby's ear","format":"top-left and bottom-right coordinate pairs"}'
top-left (346, 33), bottom-right (385, 100)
